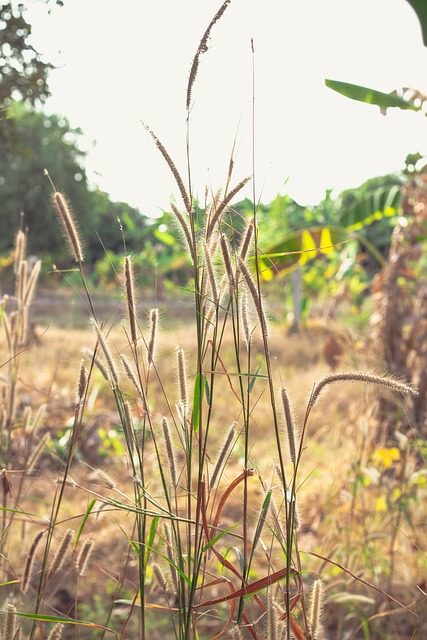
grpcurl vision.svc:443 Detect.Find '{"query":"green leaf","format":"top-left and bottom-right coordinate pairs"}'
top-left (248, 363), bottom-right (264, 394)
top-left (223, 546), bottom-right (245, 575)
top-left (204, 377), bottom-right (211, 407)
top-left (202, 524), bottom-right (238, 552)
top-left (193, 374), bottom-right (206, 434)
top-left (325, 79), bottom-right (421, 111)
top-left (405, 0), bottom-right (427, 46)
top-left (145, 517), bottom-right (159, 567)
top-left (75, 499), bottom-right (96, 548)
top-left (262, 490), bottom-right (272, 510)
top-left (338, 185), bottom-right (402, 229)
top-left (0, 611), bottom-right (117, 637)
top-left (143, 543), bottom-right (191, 586)
top-left (154, 228), bottom-right (176, 246)
top-left (0, 579), bottom-right (20, 588)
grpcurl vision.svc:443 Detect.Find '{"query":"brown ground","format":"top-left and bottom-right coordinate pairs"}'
top-left (1, 302), bottom-right (426, 639)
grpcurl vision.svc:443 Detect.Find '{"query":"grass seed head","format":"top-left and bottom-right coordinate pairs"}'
top-left (162, 416), bottom-right (178, 488)
top-left (47, 623), bottom-right (65, 640)
top-left (308, 579), bottom-right (324, 640)
top-left (176, 346), bottom-right (188, 409)
top-left (124, 255), bottom-right (138, 344)
top-left (148, 308), bottom-right (159, 367)
top-left (2, 602), bottom-right (17, 640)
top-left (76, 539), bottom-right (95, 577)
top-left (52, 191), bottom-right (84, 262)
top-left (89, 318), bottom-right (120, 388)
top-left (210, 422), bottom-right (236, 490)
top-left (49, 529), bottom-right (73, 577)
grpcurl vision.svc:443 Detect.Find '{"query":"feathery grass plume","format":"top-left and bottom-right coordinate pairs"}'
top-left (2, 602), bottom-right (16, 640)
top-left (228, 624), bottom-right (243, 639)
top-left (123, 401), bottom-right (135, 453)
top-left (23, 259), bottom-right (41, 308)
top-left (162, 416), bottom-right (178, 488)
top-left (83, 347), bottom-right (110, 383)
top-left (14, 230), bottom-right (26, 275)
top-left (31, 403), bottom-right (46, 436)
top-left (207, 177), bottom-right (251, 237)
top-left (309, 371), bottom-right (417, 411)
top-left (170, 203), bottom-right (195, 263)
top-left (51, 191), bottom-right (84, 262)
top-left (176, 346), bottom-right (188, 409)
top-left (186, 0), bottom-right (232, 111)
top-left (152, 562), bottom-right (168, 593)
top-left (49, 529), bottom-right (73, 577)
top-left (23, 406), bottom-right (32, 433)
top-left (204, 187), bottom-right (222, 242)
top-left (308, 579), bottom-right (324, 640)
top-left (252, 489), bottom-right (272, 551)
top-left (238, 219), bottom-right (254, 263)
top-left (17, 259), bottom-right (27, 302)
top-left (237, 256), bottom-right (269, 339)
top-left (93, 500), bottom-right (108, 522)
top-left (293, 499), bottom-right (302, 531)
top-left (92, 468), bottom-right (116, 489)
top-left (202, 239), bottom-right (219, 304)
top-left (147, 308), bottom-right (159, 368)
top-left (17, 306), bottom-right (28, 347)
top-left (240, 287), bottom-right (252, 350)
top-left (145, 126), bottom-right (191, 213)
top-left (89, 318), bottom-right (120, 388)
top-left (220, 233), bottom-right (236, 294)
top-left (260, 479), bottom-right (285, 544)
top-left (76, 359), bottom-right (87, 405)
top-left (47, 623), bottom-right (64, 640)
top-left (273, 462), bottom-right (283, 486)
top-left (124, 255), bottom-right (137, 344)
top-left (120, 353), bottom-right (143, 400)
top-left (279, 386), bottom-right (298, 465)
top-left (266, 591), bottom-right (279, 639)
top-left (205, 273), bottom-right (228, 327)
top-left (26, 433), bottom-right (49, 473)
top-left (163, 523), bottom-right (178, 595)
top-left (210, 423), bottom-right (236, 489)
top-left (75, 539), bottom-right (94, 577)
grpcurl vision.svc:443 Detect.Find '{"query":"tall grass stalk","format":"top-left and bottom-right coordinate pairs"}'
top-left (0, 4), bottom-right (421, 639)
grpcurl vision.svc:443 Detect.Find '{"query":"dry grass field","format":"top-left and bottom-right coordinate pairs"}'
top-left (1, 293), bottom-right (426, 639)
top-left (1, 5), bottom-right (427, 636)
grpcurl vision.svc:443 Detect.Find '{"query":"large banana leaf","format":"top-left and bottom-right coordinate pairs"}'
top-left (257, 184), bottom-right (402, 279)
top-left (257, 227), bottom-right (351, 280)
top-left (405, 0), bottom-right (427, 46)
top-left (325, 79), bottom-right (421, 111)
top-left (337, 184), bottom-right (402, 229)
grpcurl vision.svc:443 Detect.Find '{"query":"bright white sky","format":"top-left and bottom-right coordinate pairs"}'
top-left (26, 0), bottom-right (427, 217)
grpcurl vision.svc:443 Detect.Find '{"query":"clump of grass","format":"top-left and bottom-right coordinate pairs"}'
top-left (1, 4), bottom-right (424, 640)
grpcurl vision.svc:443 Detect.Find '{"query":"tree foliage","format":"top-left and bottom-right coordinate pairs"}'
top-left (0, 2), bottom-right (53, 107)
top-left (0, 102), bottom-right (147, 267)
top-left (0, 1), bottom-right (62, 145)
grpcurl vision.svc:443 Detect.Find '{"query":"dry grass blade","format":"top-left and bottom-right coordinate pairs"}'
top-left (193, 563), bottom-right (300, 609)
top-left (307, 550), bottom-right (416, 614)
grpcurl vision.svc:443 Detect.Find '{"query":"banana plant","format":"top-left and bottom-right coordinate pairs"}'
top-left (325, 2), bottom-right (427, 112)
top-left (256, 182), bottom-right (402, 279)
